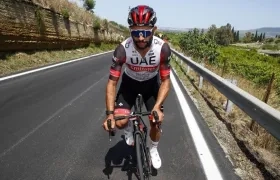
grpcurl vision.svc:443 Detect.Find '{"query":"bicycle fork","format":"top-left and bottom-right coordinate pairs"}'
top-left (134, 123), bottom-right (152, 176)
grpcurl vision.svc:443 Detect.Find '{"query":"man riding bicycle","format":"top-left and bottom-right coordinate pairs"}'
top-left (102, 5), bottom-right (172, 169)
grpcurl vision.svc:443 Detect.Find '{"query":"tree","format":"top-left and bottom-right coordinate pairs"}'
top-left (254, 31), bottom-right (258, 41)
top-left (243, 32), bottom-right (252, 43)
top-left (200, 29), bottom-right (204, 35)
top-left (263, 33), bottom-right (266, 40)
top-left (206, 24), bottom-right (217, 41)
top-left (215, 23), bottom-right (233, 46)
top-left (82, 0), bottom-right (95, 13)
top-left (259, 33), bottom-right (263, 41)
top-left (251, 33), bottom-right (255, 41)
top-left (236, 31), bottom-right (239, 42)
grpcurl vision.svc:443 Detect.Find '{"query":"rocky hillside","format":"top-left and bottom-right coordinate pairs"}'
top-left (0, 0), bottom-right (125, 52)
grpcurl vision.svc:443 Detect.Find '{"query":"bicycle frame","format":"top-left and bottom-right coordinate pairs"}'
top-left (131, 94), bottom-right (148, 146)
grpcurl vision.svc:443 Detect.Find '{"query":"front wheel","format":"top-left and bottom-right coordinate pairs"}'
top-left (135, 133), bottom-right (151, 180)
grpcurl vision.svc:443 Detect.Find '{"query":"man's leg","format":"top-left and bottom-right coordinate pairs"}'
top-left (114, 86), bottom-right (136, 146)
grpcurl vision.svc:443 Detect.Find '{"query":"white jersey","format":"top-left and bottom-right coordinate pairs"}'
top-left (121, 36), bottom-right (165, 81)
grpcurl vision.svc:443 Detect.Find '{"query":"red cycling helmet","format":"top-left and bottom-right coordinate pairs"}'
top-left (127, 5), bottom-right (157, 27)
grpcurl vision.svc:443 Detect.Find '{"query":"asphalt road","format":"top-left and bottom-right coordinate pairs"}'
top-left (0, 52), bottom-right (240, 180)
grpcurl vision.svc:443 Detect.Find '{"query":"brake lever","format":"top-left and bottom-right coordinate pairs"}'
top-left (152, 111), bottom-right (162, 133)
top-left (107, 119), bottom-right (115, 141)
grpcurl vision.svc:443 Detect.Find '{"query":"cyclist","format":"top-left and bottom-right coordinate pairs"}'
top-left (102, 5), bottom-right (171, 170)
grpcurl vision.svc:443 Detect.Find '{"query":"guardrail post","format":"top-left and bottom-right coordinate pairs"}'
top-left (224, 79), bottom-right (237, 115)
top-left (250, 72), bottom-right (275, 132)
top-left (198, 63), bottom-right (205, 89)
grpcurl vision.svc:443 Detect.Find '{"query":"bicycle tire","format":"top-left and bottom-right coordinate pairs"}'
top-left (135, 133), bottom-right (151, 180)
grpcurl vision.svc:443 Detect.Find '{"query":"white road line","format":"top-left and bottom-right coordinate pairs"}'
top-left (170, 70), bottom-right (224, 180)
top-left (0, 50), bottom-right (113, 82)
top-left (0, 75), bottom-right (107, 159)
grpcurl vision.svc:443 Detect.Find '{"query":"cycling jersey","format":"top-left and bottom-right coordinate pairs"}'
top-left (109, 36), bottom-right (171, 82)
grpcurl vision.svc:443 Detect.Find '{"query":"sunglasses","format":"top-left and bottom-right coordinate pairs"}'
top-left (130, 28), bottom-right (153, 38)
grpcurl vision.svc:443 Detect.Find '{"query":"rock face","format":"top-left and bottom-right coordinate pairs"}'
top-left (0, 0), bottom-right (125, 52)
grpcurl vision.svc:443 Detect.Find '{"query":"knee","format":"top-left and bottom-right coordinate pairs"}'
top-left (114, 108), bottom-right (131, 129)
top-left (115, 117), bottom-right (129, 129)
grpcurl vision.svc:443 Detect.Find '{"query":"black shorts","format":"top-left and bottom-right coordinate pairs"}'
top-left (114, 72), bottom-right (161, 115)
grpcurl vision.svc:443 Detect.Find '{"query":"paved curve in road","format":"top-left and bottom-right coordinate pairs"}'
top-left (0, 52), bottom-right (240, 180)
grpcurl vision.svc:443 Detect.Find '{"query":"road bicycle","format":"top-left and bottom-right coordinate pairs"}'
top-left (107, 94), bottom-right (162, 180)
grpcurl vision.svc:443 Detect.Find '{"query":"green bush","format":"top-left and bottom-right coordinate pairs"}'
top-left (93, 19), bottom-right (101, 30)
top-left (215, 46), bottom-right (280, 94)
top-left (178, 29), bottom-right (219, 63)
top-left (61, 8), bottom-right (70, 19)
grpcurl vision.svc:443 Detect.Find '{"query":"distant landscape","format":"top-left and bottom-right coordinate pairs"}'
top-left (158, 27), bottom-right (280, 38)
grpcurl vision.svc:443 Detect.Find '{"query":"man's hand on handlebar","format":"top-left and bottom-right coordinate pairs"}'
top-left (103, 114), bottom-right (115, 131)
top-left (151, 107), bottom-right (164, 124)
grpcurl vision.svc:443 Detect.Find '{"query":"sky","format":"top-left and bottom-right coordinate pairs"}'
top-left (69, 0), bottom-right (279, 30)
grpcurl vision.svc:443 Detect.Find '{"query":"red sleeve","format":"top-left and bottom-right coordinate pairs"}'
top-left (159, 43), bottom-right (171, 80)
top-left (109, 44), bottom-right (126, 81)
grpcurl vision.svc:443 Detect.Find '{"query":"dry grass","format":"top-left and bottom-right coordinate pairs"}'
top-left (171, 57), bottom-right (280, 177)
top-left (31, 0), bottom-right (102, 25)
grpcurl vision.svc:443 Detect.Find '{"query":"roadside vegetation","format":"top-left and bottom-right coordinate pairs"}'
top-left (161, 23), bottom-right (280, 179)
top-left (0, 43), bottom-right (117, 77)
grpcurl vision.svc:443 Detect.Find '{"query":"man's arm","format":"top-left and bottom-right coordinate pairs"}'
top-left (106, 44), bottom-right (126, 112)
top-left (154, 43), bottom-right (172, 109)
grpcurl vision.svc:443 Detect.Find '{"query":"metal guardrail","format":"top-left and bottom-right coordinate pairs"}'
top-left (171, 48), bottom-right (280, 141)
